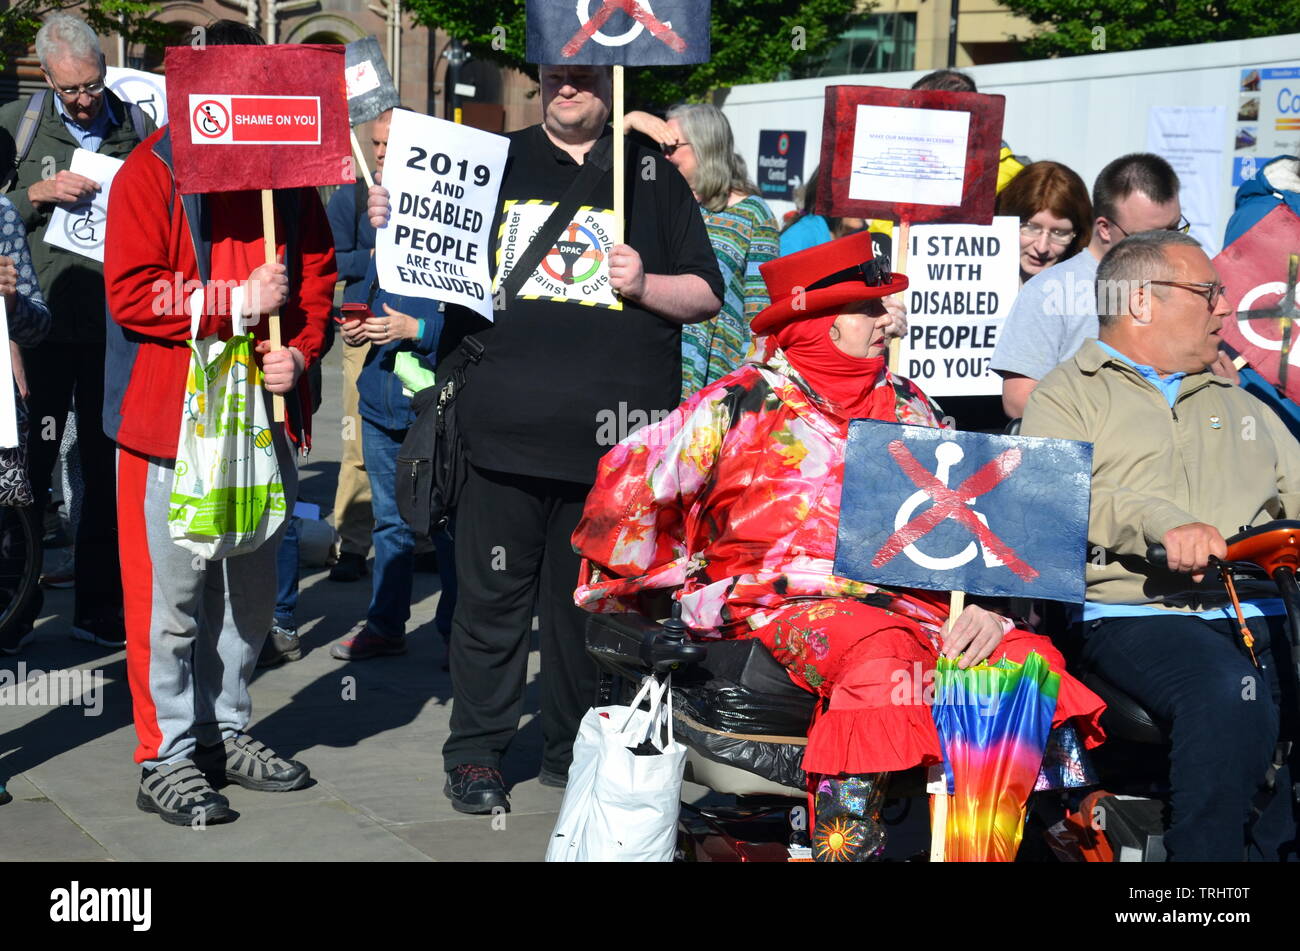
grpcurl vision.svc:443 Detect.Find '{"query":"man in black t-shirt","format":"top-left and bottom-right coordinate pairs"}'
top-left (390, 64), bottom-right (722, 813)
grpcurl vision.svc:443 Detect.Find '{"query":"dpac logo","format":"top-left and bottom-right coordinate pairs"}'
top-left (544, 220), bottom-right (606, 285)
top-left (188, 94), bottom-right (321, 146)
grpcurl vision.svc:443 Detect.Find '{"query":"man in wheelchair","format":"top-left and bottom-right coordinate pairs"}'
top-left (1023, 230), bottom-right (1300, 860)
top-left (571, 232), bottom-right (1106, 861)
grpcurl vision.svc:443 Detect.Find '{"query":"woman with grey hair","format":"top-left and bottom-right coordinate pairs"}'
top-left (625, 103), bottom-right (779, 398)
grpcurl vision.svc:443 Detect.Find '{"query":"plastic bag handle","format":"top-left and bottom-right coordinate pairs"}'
top-left (187, 287), bottom-right (245, 341)
top-left (617, 674), bottom-right (674, 749)
top-left (617, 675), bottom-right (661, 736)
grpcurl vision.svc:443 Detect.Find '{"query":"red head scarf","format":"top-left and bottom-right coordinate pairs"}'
top-left (774, 314), bottom-right (896, 423)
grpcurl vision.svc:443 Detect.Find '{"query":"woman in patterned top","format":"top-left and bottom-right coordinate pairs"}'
top-left (624, 105), bottom-right (778, 399)
top-left (0, 193), bottom-right (53, 661)
top-left (572, 231), bottom-right (1104, 860)
top-left (0, 195), bottom-right (52, 397)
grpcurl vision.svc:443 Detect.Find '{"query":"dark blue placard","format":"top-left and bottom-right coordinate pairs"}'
top-left (833, 421), bottom-right (1092, 602)
top-left (527, 0), bottom-right (711, 67)
top-left (757, 130), bottom-right (806, 201)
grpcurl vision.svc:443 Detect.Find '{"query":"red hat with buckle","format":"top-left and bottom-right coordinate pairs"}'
top-left (751, 230), bottom-right (908, 336)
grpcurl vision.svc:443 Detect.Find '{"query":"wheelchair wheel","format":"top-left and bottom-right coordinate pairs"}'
top-left (0, 505), bottom-right (42, 644)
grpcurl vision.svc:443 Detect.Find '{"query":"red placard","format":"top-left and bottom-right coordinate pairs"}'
top-left (1215, 205), bottom-right (1300, 401)
top-left (166, 44), bottom-right (352, 194)
top-left (815, 86), bottom-right (1006, 226)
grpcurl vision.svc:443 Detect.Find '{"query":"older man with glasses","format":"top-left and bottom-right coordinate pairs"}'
top-left (991, 153), bottom-right (1234, 421)
top-left (0, 13), bottom-right (154, 649)
top-left (1022, 230), bottom-right (1300, 860)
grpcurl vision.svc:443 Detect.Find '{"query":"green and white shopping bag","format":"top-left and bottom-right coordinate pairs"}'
top-left (169, 304), bottom-right (286, 560)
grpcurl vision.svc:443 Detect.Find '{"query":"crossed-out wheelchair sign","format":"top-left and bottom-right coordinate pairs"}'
top-left (833, 422), bottom-right (1092, 602)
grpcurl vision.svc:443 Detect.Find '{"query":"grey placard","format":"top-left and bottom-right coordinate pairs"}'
top-left (345, 36), bottom-right (400, 126)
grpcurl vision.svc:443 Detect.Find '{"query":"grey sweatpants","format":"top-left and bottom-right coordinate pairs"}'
top-left (119, 423), bottom-right (297, 769)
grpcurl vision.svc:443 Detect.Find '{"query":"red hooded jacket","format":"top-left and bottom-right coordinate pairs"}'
top-left (103, 126), bottom-right (336, 458)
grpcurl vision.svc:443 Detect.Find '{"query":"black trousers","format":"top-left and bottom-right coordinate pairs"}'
top-left (443, 465), bottom-right (598, 774)
top-left (23, 339), bottom-right (122, 623)
top-left (1083, 612), bottom-right (1296, 861)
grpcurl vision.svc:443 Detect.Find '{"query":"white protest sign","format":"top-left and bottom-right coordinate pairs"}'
top-left (0, 299), bottom-right (16, 449)
top-left (105, 66), bottom-right (167, 126)
top-left (1147, 105), bottom-right (1225, 256)
top-left (849, 104), bottom-right (970, 208)
top-left (896, 216), bottom-right (1020, 397)
top-left (45, 149), bottom-right (124, 263)
top-left (376, 110), bottom-right (508, 321)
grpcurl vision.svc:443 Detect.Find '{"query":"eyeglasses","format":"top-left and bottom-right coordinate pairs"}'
top-left (1147, 279), bottom-right (1228, 306)
top-left (1020, 221), bottom-right (1076, 245)
top-left (661, 141), bottom-right (691, 157)
top-left (1108, 213), bottom-right (1193, 238)
top-left (44, 72), bottom-right (105, 99)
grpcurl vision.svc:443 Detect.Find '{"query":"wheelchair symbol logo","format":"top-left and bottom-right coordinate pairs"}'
top-left (893, 441), bottom-right (1006, 571)
top-left (575, 0), bottom-right (671, 47)
top-left (63, 201), bottom-right (102, 250)
top-left (192, 100), bottom-right (229, 139)
top-left (870, 437), bottom-right (1038, 582)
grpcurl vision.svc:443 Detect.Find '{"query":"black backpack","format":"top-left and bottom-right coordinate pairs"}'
top-left (395, 335), bottom-right (484, 537)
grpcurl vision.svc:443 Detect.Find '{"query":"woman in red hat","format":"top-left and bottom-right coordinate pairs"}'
top-left (572, 230), bottom-right (1105, 860)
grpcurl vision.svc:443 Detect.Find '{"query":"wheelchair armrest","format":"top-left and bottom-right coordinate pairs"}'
top-left (585, 612), bottom-right (708, 675)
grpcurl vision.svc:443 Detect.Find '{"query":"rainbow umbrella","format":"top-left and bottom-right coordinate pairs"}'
top-left (932, 651), bottom-right (1059, 861)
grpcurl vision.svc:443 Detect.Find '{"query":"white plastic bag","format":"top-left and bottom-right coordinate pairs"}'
top-left (545, 674), bottom-right (686, 862)
top-left (169, 304), bottom-right (286, 560)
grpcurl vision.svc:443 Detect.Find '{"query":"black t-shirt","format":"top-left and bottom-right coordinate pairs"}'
top-left (442, 124), bottom-right (723, 485)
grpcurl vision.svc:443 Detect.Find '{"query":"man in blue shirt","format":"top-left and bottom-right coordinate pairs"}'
top-left (324, 109), bottom-right (391, 584)
top-left (1023, 230), bottom-right (1300, 860)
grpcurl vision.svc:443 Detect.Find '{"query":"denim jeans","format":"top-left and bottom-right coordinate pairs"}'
top-left (362, 418), bottom-right (415, 638)
top-left (1083, 612), bottom-right (1295, 861)
top-left (274, 515), bottom-right (300, 630)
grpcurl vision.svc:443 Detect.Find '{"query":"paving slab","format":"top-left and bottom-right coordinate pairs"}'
top-left (0, 344), bottom-right (566, 861)
top-left (386, 809), bottom-right (560, 862)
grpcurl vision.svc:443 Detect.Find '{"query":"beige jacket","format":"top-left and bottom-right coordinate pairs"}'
top-left (1021, 338), bottom-right (1300, 608)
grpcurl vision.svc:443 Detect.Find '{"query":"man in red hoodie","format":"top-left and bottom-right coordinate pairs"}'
top-left (102, 20), bottom-right (336, 826)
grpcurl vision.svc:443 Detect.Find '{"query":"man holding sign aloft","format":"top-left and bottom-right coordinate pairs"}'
top-left (103, 21), bottom-right (338, 826)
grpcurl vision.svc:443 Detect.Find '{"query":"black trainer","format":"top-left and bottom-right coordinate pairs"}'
top-left (444, 765), bottom-right (510, 814)
top-left (137, 760), bottom-right (235, 827)
top-left (257, 624), bottom-right (302, 668)
top-left (204, 734), bottom-right (311, 792)
top-left (328, 552), bottom-right (368, 582)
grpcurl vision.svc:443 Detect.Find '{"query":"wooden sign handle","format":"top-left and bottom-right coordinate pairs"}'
top-left (261, 188), bottom-right (285, 423)
top-left (613, 65), bottom-right (625, 248)
top-left (888, 220), bottom-right (910, 374)
top-left (350, 127), bottom-right (375, 189)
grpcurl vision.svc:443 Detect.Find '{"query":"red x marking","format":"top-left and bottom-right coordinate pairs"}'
top-left (871, 439), bottom-right (1039, 582)
top-left (562, 0), bottom-right (688, 58)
